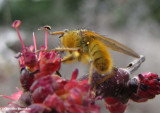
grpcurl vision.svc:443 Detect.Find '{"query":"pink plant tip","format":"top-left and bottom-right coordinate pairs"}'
top-left (32, 32), bottom-right (37, 52)
top-left (12, 20), bottom-right (21, 28)
top-left (71, 69), bottom-right (79, 80)
top-left (0, 87), bottom-right (23, 104)
top-left (12, 20), bottom-right (25, 48)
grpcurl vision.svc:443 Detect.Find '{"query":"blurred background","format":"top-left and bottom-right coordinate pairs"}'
top-left (0, 0), bottom-right (160, 113)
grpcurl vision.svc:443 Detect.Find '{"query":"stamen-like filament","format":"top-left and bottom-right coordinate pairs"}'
top-left (45, 29), bottom-right (48, 50)
top-left (33, 32), bottom-right (38, 58)
top-left (12, 20), bottom-right (25, 48)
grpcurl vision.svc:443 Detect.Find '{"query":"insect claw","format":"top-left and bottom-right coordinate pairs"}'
top-left (56, 71), bottom-right (62, 77)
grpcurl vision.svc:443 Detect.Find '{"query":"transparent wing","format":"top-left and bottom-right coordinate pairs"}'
top-left (99, 36), bottom-right (140, 58)
top-left (83, 31), bottom-right (140, 58)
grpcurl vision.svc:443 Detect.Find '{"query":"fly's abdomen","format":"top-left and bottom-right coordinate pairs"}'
top-left (89, 40), bottom-right (113, 74)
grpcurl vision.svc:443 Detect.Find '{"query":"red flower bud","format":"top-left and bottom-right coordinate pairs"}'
top-left (130, 72), bottom-right (160, 102)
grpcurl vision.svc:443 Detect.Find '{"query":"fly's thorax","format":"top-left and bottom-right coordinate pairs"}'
top-left (61, 30), bottom-right (82, 48)
top-left (80, 34), bottom-right (95, 53)
top-left (89, 40), bottom-right (113, 74)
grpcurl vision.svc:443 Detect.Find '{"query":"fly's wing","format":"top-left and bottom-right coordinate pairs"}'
top-left (82, 31), bottom-right (140, 58)
top-left (99, 36), bottom-right (140, 58)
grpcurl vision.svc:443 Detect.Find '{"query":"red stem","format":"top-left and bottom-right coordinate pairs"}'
top-left (33, 32), bottom-right (37, 52)
top-left (33, 32), bottom-right (38, 58)
top-left (45, 30), bottom-right (48, 50)
top-left (16, 28), bottom-right (25, 48)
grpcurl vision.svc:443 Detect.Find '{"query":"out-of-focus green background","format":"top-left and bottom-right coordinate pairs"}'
top-left (0, 0), bottom-right (160, 113)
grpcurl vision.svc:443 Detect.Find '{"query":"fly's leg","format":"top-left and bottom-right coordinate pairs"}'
top-left (96, 67), bottom-right (118, 85)
top-left (50, 31), bottom-right (65, 36)
top-left (88, 60), bottom-right (94, 84)
top-left (93, 67), bottom-right (117, 91)
top-left (36, 48), bottom-right (80, 63)
top-left (61, 50), bottom-right (80, 63)
top-left (37, 48), bottom-right (79, 52)
top-left (39, 25), bottom-right (65, 36)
